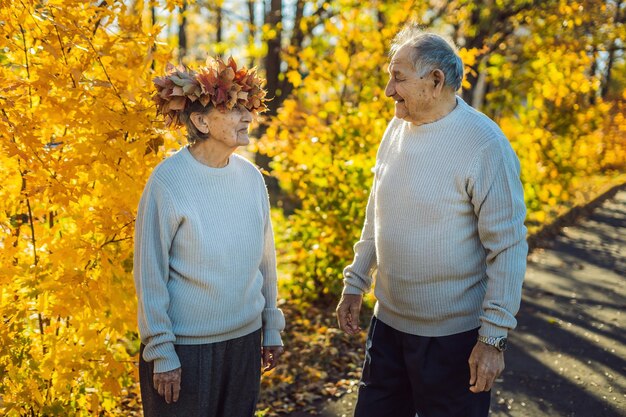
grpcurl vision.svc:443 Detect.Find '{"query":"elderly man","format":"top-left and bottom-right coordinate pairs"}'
top-left (336, 25), bottom-right (528, 417)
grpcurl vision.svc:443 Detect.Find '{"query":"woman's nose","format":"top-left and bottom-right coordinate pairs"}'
top-left (241, 107), bottom-right (253, 122)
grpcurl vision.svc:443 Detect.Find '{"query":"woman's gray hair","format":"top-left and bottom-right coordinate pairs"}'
top-left (390, 24), bottom-right (464, 91)
top-left (179, 101), bottom-right (212, 144)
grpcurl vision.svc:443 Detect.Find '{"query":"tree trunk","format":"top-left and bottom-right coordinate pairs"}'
top-left (472, 65), bottom-right (488, 110)
top-left (461, 2), bottom-right (482, 103)
top-left (247, 0), bottom-right (256, 67)
top-left (256, 0), bottom-right (283, 196)
top-left (589, 45), bottom-right (598, 105)
top-left (279, 0), bottom-right (304, 100)
top-left (216, 5), bottom-right (223, 44)
top-left (601, 0), bottom-right (622, 99)
top-left (179, 1), bottom-right (187, 59)
top-left (462, 71), bottom-right (478, 104)
top-left (601, 43), bottom-right (616, 99)
top-left (151, 1), bottom-right (157, 70)
top-left (263, 0), bottom-right (282, 114)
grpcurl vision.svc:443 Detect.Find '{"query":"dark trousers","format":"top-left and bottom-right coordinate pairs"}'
top-left (139, 329), bottom-right (262, 417)
top-left (354, 317), bottom-right (491, 417)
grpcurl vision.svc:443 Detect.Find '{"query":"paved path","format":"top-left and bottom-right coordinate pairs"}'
top-left (291, 189), bottom-right (626, 417)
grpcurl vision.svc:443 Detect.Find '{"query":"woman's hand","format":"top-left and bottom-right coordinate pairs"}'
top-left (153, 367), bottom-right (182, 404)
top-left (261, 346), bottom-right (284, 373)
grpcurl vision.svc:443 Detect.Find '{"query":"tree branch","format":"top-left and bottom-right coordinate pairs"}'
top-left (84, 37), bottom-right (129, 112)
top-left (47, 7), bottom-right (77, 88)
top-left (18, 24), bottom-right (33, 109)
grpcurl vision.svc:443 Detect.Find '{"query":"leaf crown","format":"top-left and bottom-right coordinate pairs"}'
top-left (152, 56), bottom-right (268, 128)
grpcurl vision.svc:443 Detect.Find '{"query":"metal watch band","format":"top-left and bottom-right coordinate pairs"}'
top-left (477, 335), bottom-right (507, 351)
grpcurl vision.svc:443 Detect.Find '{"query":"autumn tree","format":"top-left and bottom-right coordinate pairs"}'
top-left (0, 0), bottom-right (182, 414)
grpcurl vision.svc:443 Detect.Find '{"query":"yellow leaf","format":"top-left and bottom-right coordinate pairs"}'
top-left (286, 70), bottom-right (302, 88)
top-left (335, 47), bottom-right (350, 70)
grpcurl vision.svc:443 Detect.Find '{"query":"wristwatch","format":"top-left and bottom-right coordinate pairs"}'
top-left (477, 335), bottom-right (507, 352)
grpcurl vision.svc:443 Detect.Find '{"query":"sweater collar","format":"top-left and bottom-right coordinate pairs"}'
top-left (403, 96), bottom-right (466, 134)
top-left (181, 146), bottom-right (237, 176)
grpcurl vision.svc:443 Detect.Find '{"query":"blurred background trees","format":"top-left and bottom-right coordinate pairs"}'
top-left (0, 0), bottom-right (624, 415)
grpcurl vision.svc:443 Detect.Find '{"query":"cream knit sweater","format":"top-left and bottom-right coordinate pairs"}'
top-left (134, 147), bottom-right (285, 373)
top-left (344, 97), bottom-right (528, 339)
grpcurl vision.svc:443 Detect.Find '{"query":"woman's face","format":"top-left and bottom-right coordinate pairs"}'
top-left (206, 105), bottom-right (254, 147)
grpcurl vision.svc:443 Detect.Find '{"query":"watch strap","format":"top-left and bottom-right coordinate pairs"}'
top-left (477, 335), bottom-right (507, 351)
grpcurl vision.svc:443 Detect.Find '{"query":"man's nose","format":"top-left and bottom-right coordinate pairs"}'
top-left (384, 79), bottom-right (395, 97)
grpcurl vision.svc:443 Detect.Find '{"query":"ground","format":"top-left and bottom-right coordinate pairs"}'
top-left (286, 188), bottom-right (626, 417)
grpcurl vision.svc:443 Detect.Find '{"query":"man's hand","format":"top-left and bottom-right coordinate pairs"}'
top-left (336, 293), bottom-right (363, 335)
top-left (468, 342), bottom-right (505, 393)
top-left (262, 345), bottom-right (284, 373)
top-left (153, 367), bottom-right (182, 404)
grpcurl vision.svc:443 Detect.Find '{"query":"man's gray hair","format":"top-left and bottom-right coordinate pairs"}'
top-left (390, 24), bottom-right (464, 91)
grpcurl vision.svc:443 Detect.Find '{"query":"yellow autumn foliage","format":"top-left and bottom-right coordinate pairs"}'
top-left (0, 0), bottom-right (624, 415)
top-left (0, 0), bottom-right (182, 415)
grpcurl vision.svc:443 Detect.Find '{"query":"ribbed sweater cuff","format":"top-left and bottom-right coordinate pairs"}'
top-left (263, 307), bottom-right (285, 329)
top-left (342, 284), bottom-right (365, 295)
top-left (478, 322), bottom-right (509, 338)
top-left (263, 329), bottom-right (283, 346)
top-left (152, 344), bottom-right (181, 373)
top-left (342, 270), bottom-right (372, 294)
top-left (262, 307), bottom-right (285, 346)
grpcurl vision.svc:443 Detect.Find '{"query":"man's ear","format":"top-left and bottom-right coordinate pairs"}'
top-left (431, 69), bottom-right (446, 97)
top-left (190, 112), bottom-right (210, 134)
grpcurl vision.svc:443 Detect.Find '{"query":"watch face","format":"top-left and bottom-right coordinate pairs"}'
top-left (497, 338), bottom-right (507, 351)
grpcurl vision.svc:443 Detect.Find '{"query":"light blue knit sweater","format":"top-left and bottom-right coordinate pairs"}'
top-left (134, 148), bottom-right (285, 373)
top-left (344, 97), bottom-right (528, 339)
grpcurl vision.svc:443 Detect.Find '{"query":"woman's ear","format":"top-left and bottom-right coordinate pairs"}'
top-left (190, 112), bottom-right (210, 134)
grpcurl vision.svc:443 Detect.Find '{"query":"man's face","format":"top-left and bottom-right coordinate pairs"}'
top-left (384, 45), bottom-right (434, 125)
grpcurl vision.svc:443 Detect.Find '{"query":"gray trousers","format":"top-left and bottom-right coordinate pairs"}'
top-left (139, 329), bottom-right (262, 417)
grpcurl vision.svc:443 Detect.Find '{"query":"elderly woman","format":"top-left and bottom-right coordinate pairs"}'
top-left (134, 57), bottom-right (285, 417)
